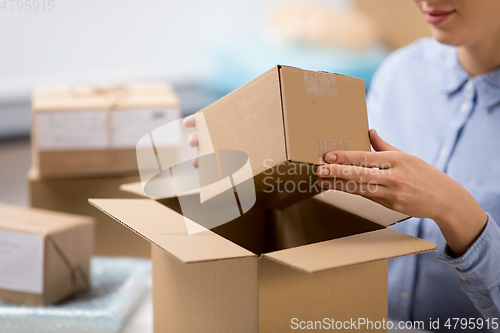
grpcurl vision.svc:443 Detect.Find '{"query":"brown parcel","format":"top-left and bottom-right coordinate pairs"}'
top-left (90, 186), bottom-right (436, 333)
top-left (0, 204), bottom-right (94, 306)
top-left (194, 65), bottom-right (371, 205)
top-left (28, 167), bottom-right (150, 257)
top-left (31, 83), bottom-right (180, 178)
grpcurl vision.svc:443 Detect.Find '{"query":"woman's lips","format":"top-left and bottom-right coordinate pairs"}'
top-left (424, 9), bottom-right (456, 25)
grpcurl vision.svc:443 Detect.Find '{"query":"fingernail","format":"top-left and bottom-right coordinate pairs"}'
top-left (317, 167), bottom-right (330, 176)
top-left (325, 153), bottom-right (337, 163)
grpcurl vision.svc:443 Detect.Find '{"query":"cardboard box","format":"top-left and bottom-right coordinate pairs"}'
top-left (192, 65), bottom-right (371, 205)
top-left (28, 167), bottom-right (150, 257)
top-left (355, 0), bottom-right (431, 50)
top-left (31, 83), bottom-right (181, 178)
top-left (90, 186), bottom-right (436, 332)
top-left (0, 204), bottom-right (94, 306)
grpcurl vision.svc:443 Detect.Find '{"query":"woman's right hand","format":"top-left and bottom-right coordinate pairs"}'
top-left (182, 114), bottom-right (199, 168)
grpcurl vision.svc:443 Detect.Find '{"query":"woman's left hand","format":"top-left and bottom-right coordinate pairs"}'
top-left (316, 129), bottom-right (487, 256)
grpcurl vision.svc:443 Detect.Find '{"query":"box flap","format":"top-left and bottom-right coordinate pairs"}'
top-left (279, 66), bottom-right (371, 165)
top-left (32, 83), bottom-right (179, 111)
top-left (89, 198), bottom-right (255, 263)
top-left (314, 190), bottom-right (409, 227)
top-left (263, 228), bottom-right (436, 274)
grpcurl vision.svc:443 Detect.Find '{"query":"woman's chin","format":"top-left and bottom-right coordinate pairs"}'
top-left (431, 28), bottom-right (467, 47)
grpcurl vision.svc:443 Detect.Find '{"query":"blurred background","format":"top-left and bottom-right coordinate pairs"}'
top-left (0, 0), bottom-right (430, 139)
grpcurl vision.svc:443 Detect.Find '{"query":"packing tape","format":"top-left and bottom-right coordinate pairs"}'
top-left (303, 71), bottom-right (338, 97)
top-left (317, 139), bottom-right (350, 164)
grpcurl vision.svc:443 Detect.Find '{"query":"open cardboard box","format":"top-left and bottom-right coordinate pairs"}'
top-left (90, 183), bottom-right (436, 332)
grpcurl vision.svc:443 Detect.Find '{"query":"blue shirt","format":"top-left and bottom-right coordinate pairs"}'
top-left (367, 38), bottom-right (500, 333)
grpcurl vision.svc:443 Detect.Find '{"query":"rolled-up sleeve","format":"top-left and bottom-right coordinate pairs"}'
top-left (438, 214), bottom-right (500, 329)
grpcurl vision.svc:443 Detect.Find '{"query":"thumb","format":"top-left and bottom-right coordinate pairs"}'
top-left (370, 129), bottom-right (400, 152)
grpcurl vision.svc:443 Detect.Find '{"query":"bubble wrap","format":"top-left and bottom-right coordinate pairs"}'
top-left (0, 257), bottom-right (151, 333)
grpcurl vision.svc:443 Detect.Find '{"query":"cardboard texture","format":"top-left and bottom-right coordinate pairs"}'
top-left (31, 83), bottom-right (180, 178)
top-left (28, 167), bottom-right (151, 257)
top-left (355, 0), bottom-right (431, 50)
top-left (90, 187), bottom-right (436, 332)
top-left (195, 65), bottom-right (371, 204)
top-left (0, 204), bottom-right (94, 306)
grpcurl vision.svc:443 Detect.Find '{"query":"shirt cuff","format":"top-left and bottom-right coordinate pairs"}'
top-left (437, 213), bottom-right (500, 293)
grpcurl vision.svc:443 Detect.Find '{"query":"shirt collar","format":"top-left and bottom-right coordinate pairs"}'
top-left (442, 49), bottom-right (500, 110)
top-left (441, 49), bottom-right (469, 94)
top-left (477, 67), bottom-right (500, 109)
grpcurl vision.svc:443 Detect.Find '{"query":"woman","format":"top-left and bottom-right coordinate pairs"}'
top-left (184, 0), bottom-right (500, 331)
top-left (316, 0), bottom-right (500, 331)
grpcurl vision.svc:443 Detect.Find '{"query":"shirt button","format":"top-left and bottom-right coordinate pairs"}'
top-left (466, 81), bottom-right (474, 91)
top-left (440, 148), bottom-right (447, 157)
top-left (460, 102), bottom-right (469, 113)
top-left (400, 291), bottom-right (409, 300)
top-left (459, 275), bottom-right (467, 281)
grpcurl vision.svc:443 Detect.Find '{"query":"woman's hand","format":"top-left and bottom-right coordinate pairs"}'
top-left (317, 129), bottom-right (487, 256)
top-left (182, 114), bottom-right (199, 168)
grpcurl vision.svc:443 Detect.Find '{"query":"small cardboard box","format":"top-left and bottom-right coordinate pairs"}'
top-left (28, 167), bottom-right (150, 257)
top-left (0, 204), bottom-right (94, 306)
top-left (31, 83), bottom-right (181, 178)
top-left (194, 65), bottom-right (371, 204)
top-left (90, 186), bottom-right (436, 332)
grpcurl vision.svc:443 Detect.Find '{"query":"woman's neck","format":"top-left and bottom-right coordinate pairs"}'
top-left (457, 35), bottom-right (500, 77)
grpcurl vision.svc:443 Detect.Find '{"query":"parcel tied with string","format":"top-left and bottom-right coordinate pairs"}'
top-left (0, 204), bottom-right (94, 306)
top-left (31, 83), bottom-right (181, 178)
